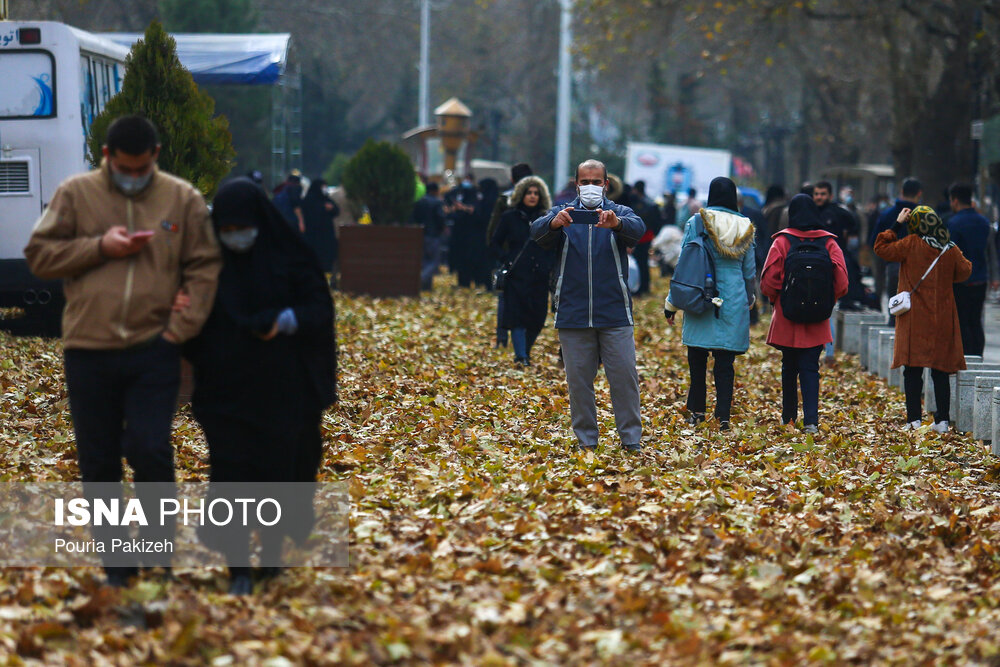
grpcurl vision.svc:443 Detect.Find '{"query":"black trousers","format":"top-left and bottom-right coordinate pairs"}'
top-left (634, 241), bottom-right (652, 295)
top-left (903, 366), bottom-right (950, 423)
top-left (953, 282), bottom-right (987, 357)
top-left (64, 338), bottom-right (181, 568)
top-left (686, 347), bottom-right (736, 423)
top-left (780, 345), bottom-right (822, 426)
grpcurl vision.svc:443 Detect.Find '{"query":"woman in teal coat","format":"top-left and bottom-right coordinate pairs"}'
top-left (664, 177), bottom-right (756, 430)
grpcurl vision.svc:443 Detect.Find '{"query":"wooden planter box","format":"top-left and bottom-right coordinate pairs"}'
top-left (339, 225), bottom-right (423, 298)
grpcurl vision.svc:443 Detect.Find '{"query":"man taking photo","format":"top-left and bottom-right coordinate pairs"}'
top-left (531, 159), bottom-right (645, 452)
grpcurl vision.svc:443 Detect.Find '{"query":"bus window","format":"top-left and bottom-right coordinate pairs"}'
top-left (80, 55), bottom-right (93, 132)
top-left (0, 51), bottom-right (55, 118)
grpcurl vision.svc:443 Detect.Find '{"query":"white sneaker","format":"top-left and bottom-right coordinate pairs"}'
top-left (932, 421), bottom-right (949, 433)
top-left (903, 420), bottom-right (922, 431)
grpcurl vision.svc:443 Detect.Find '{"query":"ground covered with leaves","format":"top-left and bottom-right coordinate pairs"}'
top-left (2, 274), bottom-right (1000, 664)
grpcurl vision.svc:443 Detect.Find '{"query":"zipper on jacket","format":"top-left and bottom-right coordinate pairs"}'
top-left (118, 198), bottom-right (137, 340)
top-left (587, 224), bottom-right (593, 327)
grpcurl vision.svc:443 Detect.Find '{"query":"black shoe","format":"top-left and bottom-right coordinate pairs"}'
top-left (719, 420), bottom-right (731, 431)
top-left (258, 566), bottom-right (284, 581)
top-left (623, 442), bottom-right (641, 453)
top-left (577, 443), bottom-right (597, 452)
top-left (686, 412), bottom-right (705, 426)
top-left (514, 357), bottom-right (530, 367)
top-left (105, 566), bottom-right (138, 588)
top-left (228, 573), bottom-right (253, 596)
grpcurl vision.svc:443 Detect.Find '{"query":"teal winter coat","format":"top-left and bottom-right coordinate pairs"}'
top-left (666, 207), bottom-right (756, 353)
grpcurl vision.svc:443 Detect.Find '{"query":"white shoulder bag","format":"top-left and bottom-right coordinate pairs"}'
top-left (888, 246), bottom-right (948, 316)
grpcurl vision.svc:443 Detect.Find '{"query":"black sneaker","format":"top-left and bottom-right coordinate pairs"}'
top-left (686, 412), bottom-right (706, 426)
top-left (104, 566), bottom-right (138, 588)
top-left (623, 442), bottom-right (641, 453)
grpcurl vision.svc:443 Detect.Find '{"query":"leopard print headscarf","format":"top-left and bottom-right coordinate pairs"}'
top-left (906, 205), bottom-right (952, 250)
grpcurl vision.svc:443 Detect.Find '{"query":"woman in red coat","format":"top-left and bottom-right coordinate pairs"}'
top-left (761, 194), bottom-right (849, 432)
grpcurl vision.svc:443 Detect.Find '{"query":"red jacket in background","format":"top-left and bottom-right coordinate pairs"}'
top-left (760, 229), bottom-right (849, 349)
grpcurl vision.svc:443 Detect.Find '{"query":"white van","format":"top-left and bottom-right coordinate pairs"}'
top-left (0, 21), bottom-right (128, 334)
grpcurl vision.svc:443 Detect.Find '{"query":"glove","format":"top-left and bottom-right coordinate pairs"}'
top-left (664, 308), bottom-right (675, 322)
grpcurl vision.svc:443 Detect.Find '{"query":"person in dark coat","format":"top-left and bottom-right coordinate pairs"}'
top-left (445, 177), bottom-right (480, 285)
top-left (490, 176), bottom-right (554, 366)
top-left (301, 179), bottom-right (339, 278)
top-left (629, 180), bottom-right (663, 296)
top-left (184, 178), bottom-right (336, 595)
top-left (486, 164), bottom-right (534, 347)
top-left (475, 178), bottom-right (500, 287)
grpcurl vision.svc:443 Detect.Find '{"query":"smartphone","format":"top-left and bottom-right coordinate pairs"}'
top-left (129, 230), bottom-right (155, 239)
top-left (569, 209), bottom-right (599, 225)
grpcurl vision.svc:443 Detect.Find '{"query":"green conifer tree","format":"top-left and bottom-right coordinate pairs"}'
top-left (86, 20), bottom-right (235, 197)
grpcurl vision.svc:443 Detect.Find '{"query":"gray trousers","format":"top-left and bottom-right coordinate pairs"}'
top-left (558, 326), bottom-right (642, 446)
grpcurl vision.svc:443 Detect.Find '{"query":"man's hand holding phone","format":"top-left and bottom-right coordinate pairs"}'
top-left (100, 226), bottom-right (154, 258)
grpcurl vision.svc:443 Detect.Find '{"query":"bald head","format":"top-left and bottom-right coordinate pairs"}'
top-left (575, 159), bottom-right (607, 183)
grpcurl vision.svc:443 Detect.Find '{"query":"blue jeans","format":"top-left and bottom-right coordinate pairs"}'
top-left (824, 319), bottom-right (835, 359)
top-left (511, 327), bottom-right (541, 361)
top-left (781, 345), bottom-right (822, 426)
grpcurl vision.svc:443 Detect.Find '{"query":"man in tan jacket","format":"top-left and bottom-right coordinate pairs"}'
top-left (24, 115), bottom-right (221, 586)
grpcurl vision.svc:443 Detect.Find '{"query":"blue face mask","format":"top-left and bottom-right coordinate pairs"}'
top-left (219, 227), bottom-right (258, 253)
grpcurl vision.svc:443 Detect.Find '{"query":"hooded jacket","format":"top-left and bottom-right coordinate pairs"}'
top-left (24, 161), bottom-right (221, 349)
top-left (530, 195), bottom-right (645, 328)
top-left (666, 207), bottom-right (756, 353)
top-left (490, 176), bottom-right (554, 330)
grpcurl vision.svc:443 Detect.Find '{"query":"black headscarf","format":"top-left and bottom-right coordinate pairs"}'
top-left (707, 176), bottom-right (739, 211)
top-left (211, 177), bottom-right (325, 334)
top-left (786, 193), bottom-right (825, 231)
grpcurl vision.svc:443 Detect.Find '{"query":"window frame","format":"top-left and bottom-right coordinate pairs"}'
top-left (0, 49), bottom-right (57, 120)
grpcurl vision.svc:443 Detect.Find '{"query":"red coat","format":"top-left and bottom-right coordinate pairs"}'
top-left (761, 229), bottom-right (849, 349)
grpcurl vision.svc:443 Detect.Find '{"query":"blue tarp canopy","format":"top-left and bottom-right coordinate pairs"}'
top-left (102, 33), bottom-right (290, 85)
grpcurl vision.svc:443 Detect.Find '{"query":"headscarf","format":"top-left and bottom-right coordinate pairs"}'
top-left (786, 193), bottom-right (825, 231)
top-left (707, 176), bottom-right (739, 211)
top-left (211, 177), bottom-right (326, 334)
top-left (906, 205), bottom-right (952, 250)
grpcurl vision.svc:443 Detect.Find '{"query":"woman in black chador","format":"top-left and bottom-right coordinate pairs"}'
top-left (185, 178), bottom-right (336, 595)
top-left (301, 178), bottom-right (339, 278)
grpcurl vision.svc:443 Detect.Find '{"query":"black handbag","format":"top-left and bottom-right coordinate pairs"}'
top-left (491, 241), bottom-right (530, 293)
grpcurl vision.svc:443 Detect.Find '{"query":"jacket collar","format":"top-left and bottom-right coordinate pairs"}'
top-left (772, 228), bottom-right (836, 240)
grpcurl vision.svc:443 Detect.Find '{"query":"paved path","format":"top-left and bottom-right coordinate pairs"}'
top-left (984, 296), bottom-right (1000, 364)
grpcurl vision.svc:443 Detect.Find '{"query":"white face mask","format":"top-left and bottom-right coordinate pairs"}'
top-left (219, 227), bottom-right (259, 253)
top-left (111, 170), bottom-right (153, 197)
top-left (578, 184), bottom-right (604, 208)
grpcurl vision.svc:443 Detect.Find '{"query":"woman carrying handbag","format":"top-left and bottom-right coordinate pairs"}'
top-left (490, 177), bottom-right (554, 367)
top-left (874, 206), bottom-right (972, 431)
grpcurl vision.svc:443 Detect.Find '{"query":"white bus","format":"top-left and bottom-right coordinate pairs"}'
top-left (0, 21), bottom-right (128, 333)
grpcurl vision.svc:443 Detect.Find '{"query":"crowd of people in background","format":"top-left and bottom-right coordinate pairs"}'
top-left (21, 112), bottom-right (1000, 592)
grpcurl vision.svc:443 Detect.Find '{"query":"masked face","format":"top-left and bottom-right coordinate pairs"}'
top-left (105, 147), bottom-right (158, 197)
top-left (578, 184), bottom-right (605, 208)
top-left (219, 227), bottom-right (259, 253)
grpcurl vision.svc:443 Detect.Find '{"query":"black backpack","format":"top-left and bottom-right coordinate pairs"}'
top-left (780, 234), bottom-right (835, 323)
top-left (669, 214), bottom-right (719, 315)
